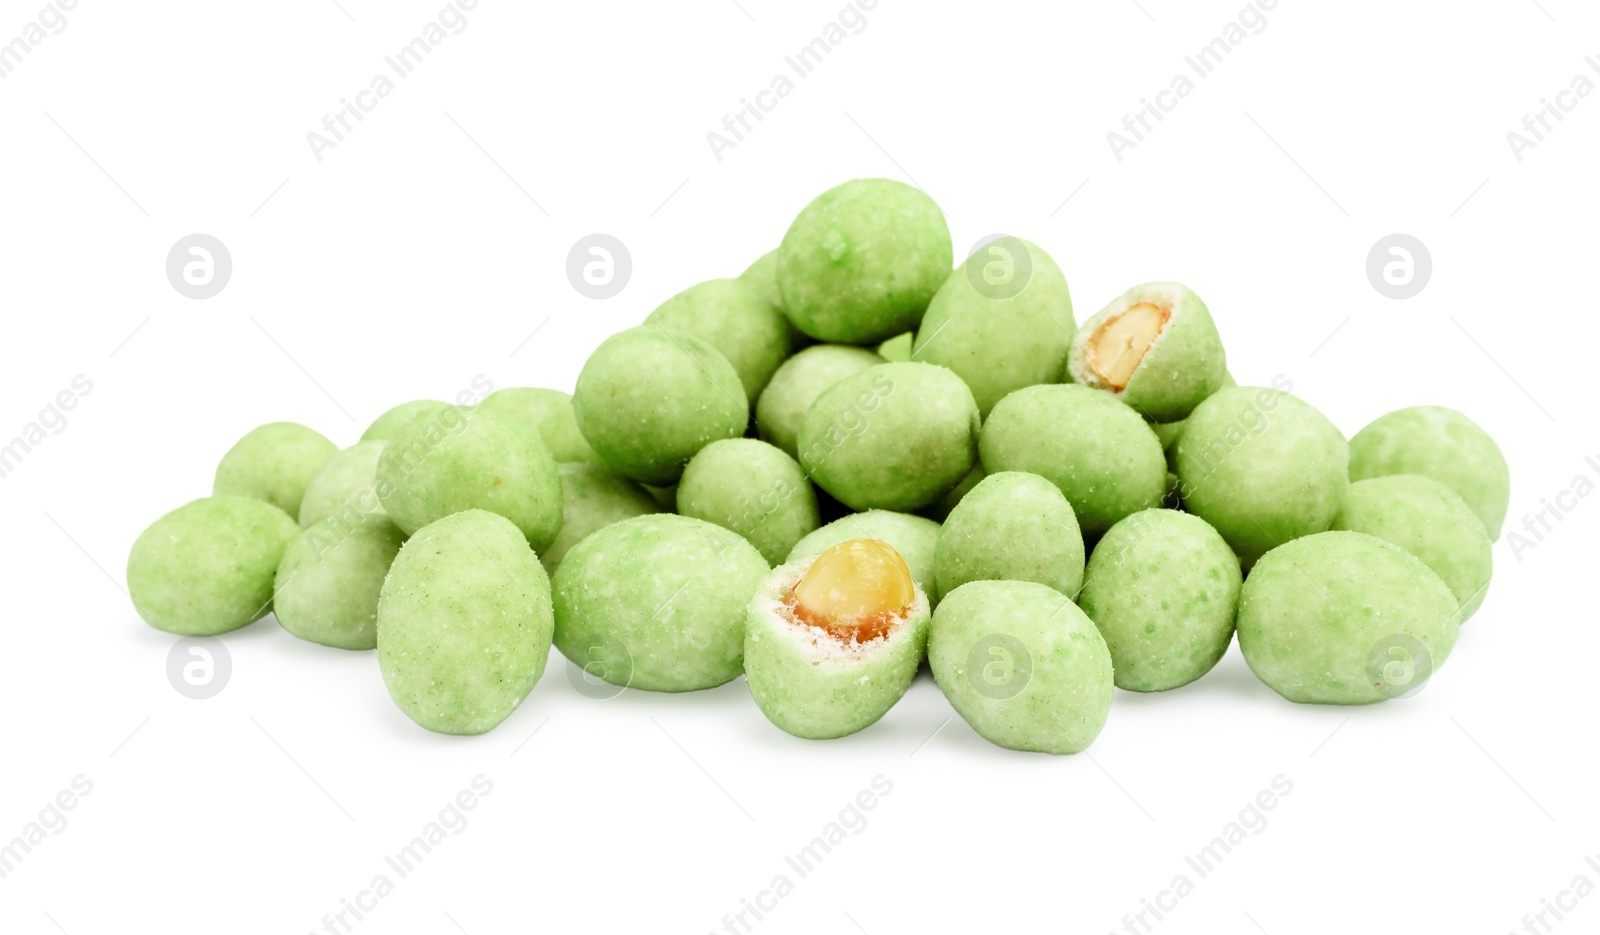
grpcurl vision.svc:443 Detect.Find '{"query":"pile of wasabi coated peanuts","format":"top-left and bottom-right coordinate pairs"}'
top-left (126, 178), bottom-right (1511, 755)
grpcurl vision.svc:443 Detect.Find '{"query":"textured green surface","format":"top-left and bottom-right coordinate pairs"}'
top-left (930, 580), bottom-right (1113, 755)
top-left (777, 179), bottom-right (953, 344)
top-left (1175, 385), bottom-right (1348, 564)
top-left (1348, 405), bottom-right (1510, 540)
top-left (1069, 282), bottom-right (1226, 422)
top-left (647, 278), bottom-right (792, 402)
top-left (876, 332), bottom-right (912, 362)
top-left (212, 422), bottom-right (338, 518)
top-left (127, 496), bottom-right (300, 636)
top-left (1332, 475), bottom-right (1493, 619)
top-left (572, 325), bottom-right (749, 486)
top-left (798, 361), bottom-right (979, 511)
top-left (979, 384), bottom-right (1166, 538)
top-left (298, 440), bottom-right (388, 528)
top-left (788, 509), bottom-right (942, 604)
top-left (361, 399), bottom-right (444, 442)
top-left (744, 556), bottom-right (930, 739)
top-left (1151, 370), bottom-right (1237, 474)
top-left (1237, 531), bottom-right (1459, 705)
top-left (755, 344), bottom-right (883, 458)
top-left (375, 405), bottom-right (563, 553)
top-left (542, 463), bottom-right (661, 575)
top-left (913, 238), bottom-right (1076, 418)
top-left (1078, 509), bottom-right (1241, 692)
top-left (677, 438), bottom-right (820, 566)
top-left (553, 514), bottom-right (769, 692)
top-left (377, 510), bottom-right (554, 735)
top-left (274, 516), bottom-right (405, 650)
top-left (478, 387), bottom-right (598, 464)
top-left (935, 471), bottom-right (1085, 599)
top-left (922, 464), bottom-right (986, 522)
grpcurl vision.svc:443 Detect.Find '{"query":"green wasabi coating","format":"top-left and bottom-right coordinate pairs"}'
top-left (375, 404), bottom-right (562, 552)
top-left (777, 179), bottom-right (953, 344)
top-left (922, 464), bottom-right (986, 522)
top-left (1236, 531), bottom-right (1460, 705)
top-left (676, 439), bottom-right (820, 565)
top-left (298, 440), bottom-right (388, 528)
top-left (913, 238), bottom-right (1076, 417)
top-left (798, 362), bottom-right (979, 512)
top-left (1332, 475), bottom-right (1493, 620)
top-left (553, 514), bottom-right (769, 692)
top-left (1175, 385), bottom-right (1348, 564)
top-left (572, 325), bottom-right (749, 486)
top-left (788, 509), bottom-right (942, 603)
top-left (377, 510), bottom-right (554, 734)
top-left (543, 463), bottom-right (661, 575)
top-left (744, 557), bottom-right (930, 739)
top-left (274, 516), bottom-right (405, 650)
top-left (935, 471), bottom-right (1084, 599)
top-left (1152, 370), bottom-right (1237, 475)
top-left (127, 496), bottom-right (300, 636)
top-left (647, 278), bottom-right (791, 402)
top-left (361, 399), bottom-right (445, 442)
top-left (929, 580), bottom-right (1113, 755)
top-left (478, 387), bottom-right (598, 464)
top-left (755, 344), bottom-right (883, 459)
top-left (979, 384), bottom-right (1166, 538)
top-left (1077, 509), bottom-right (1242, 692)
top-left (876, 332), bottom-right (912, 362)
top-left (212, 422), bottom-right (338, 518)
top-left (739, 249), bottom-right (784, 313)
top-left (1348, 405), bottom-right (1510, 540)
top-left (1068, 282), bottom-right (1226, 422)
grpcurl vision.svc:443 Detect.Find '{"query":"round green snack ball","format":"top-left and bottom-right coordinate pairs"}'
top-left (375, 405), bottom-right (563, 553)
top-left (1348, 405), bottom-right (1510, 540)
top-left (913, 237), bottom-right (1076, 418)
top-left (1078, 509), bottom-right (1242, 692)
top-left (542, 463), bottom-right (661, 575)
top-left (553, 514), bottom-right (769, 692)
top-left (1332, 475), bottom-right (1493, 620)
top-left (274, 517), bottom-right (405, 650)
top-left (798, 361), bottom-right (979, 512)
top-left (979, 384), bottom-right (1166, 538)
top-left (478, 387), bottom-right (598, 464)
top-left (647, 278), bottom-right (791, 402)
top-left (676, 439), bottom-right (820, 566)
top-left (298, 440), bottom-right (388, 528)
top-left (1151, 370), bottom-right (1237, 475)
top-left (755, 344), bottom-right (883, 458)
top-left (127, 496), bottom-right (300, 636)
top-left (929, 580), bottom-right (1113, 755)
top-left (777, 178), bottom-right (953, 344)
top-left (1067, 282), bottom-right (1226, 422)
top-left (1175, 385), bottom-right (1348, 565)
top-left (361, 399), bottom-right (445, 442)
top-left (573, 325), bottom-right (749, 486)
top-left (1237, 531), bottom-right (1460, 705)
top-left (876, 332), bottom-right (912, 362)
top-left (788, 509), bottom-right (941, 602)
top-left (935, 471), bottom-right (1084, 599)
top-left (739, 249), bottom-right (784, 313)
top-left (212, 422), bottom-right (338, 518)
top-left (377, 510), bottom-right (554, 735)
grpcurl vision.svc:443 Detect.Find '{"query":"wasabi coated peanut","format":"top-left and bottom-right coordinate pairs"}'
top-left (298, 440), bottom-right (388, 528)
top-left (1175, 384), bottom-right (1348, 565)
top-left (1348, 405), bottom-right (1510, 540)
top-left (127, 496), bottom-right (301, 636)
top-left (1332, 475), bottom-right (1493, 620)
top-left (541, 463), bottom-right (661, 575)
top-left (913, 237), bottom-right (1076, 417)
top-left (676, 438), bottom-right (820, 566)
top-left (646, 278), bottom-right (792, 402)
top-left (361, 399), bottom-right (444, 442)
top-left (740, 249), bottom-right (784, 313)
top-left (573, 325), bottom-right (749, 486)
top-left (375, 404), bottom-right (563, 553)
top-left (1077, 509), bottom-right (1242, 692)
top-left (1237, 531), bottom-right (1460, 705)
top-left (929, 580), bottom-right (1114, 755)
top-left (798, 361), bottom-right (979, 512)
top-left (553, 514), bottom-right (769, 692)
top-left (1067, 282), bottom-right (1226, 422)
top-left (1152, 371), bottom-right (1236, 475)
top-left (935, 471), bottom-right (1085, 599)
top-left (377, 510), bottom-right (554, 734)
top-left (979, 384), bottom-right (1166, 538)
top-left (777, 178), bottom-right (953, 344)
top-left (789, 509), bottom-right (942, 603)
top-left (274, 516), bottom-right (405, 650)
top-left (746, 540), bottom-right (930, 739)
top-left (478, 387), bottom-right (598, 464)
top-left (755, 344), bottom-right (883, 458)
top-left (212, 422), bottom-right (338, 518)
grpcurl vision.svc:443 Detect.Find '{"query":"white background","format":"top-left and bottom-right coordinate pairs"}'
top-left (1, 1), bottom-right (1595, 933)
